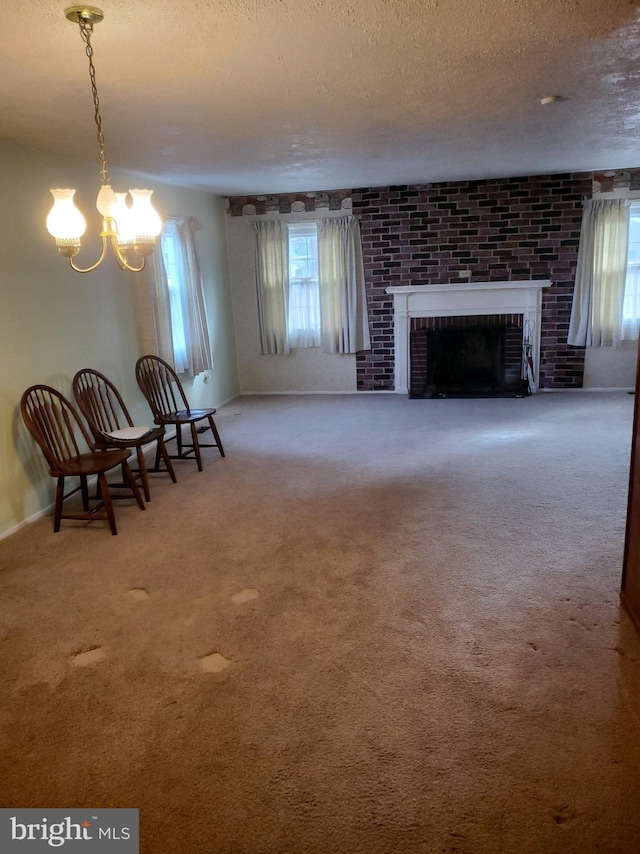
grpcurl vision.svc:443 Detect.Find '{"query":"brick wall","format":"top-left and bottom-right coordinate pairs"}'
top-left (352, 174), bottom-right (592, 391)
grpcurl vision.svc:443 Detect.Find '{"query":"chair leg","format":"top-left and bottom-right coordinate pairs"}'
top-left (136, 446), bottom-right (151, 502)
top-left (80, 475), bottom-right (90, 510)
top-left (208, 415), bottom-right (225, 457)
top-left (97, 472), bottom-right (118, 535)
top-left (122, 461), bottom-right (146, 511)
top-left (176, 425), bottom-right (183, 457)
top-left (54, 477), bottom-right (65, 533)
top-left (191, 422), bottom-right (203, 471)
top-left (157, 438), bottom-right (177, 483)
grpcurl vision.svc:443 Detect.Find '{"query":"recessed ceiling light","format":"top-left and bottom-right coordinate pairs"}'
top-left (540, 95), bottom-right (562, 105)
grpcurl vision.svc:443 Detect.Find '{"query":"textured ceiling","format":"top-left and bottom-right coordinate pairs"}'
top-left (1, 0), bottom-right (640, 195)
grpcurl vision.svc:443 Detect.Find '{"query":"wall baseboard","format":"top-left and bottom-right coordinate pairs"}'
top-left (540, 387), bottom-right (634, 393)
top-left (216, 393), bottom-right (241, 408)
top-left (0, 506), bottom-right (52, 542)
top-left (239, 389), bottom-right (394, 396)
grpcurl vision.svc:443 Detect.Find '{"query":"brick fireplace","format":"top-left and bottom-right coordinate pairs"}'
top-left (352, 174), bottom-right (590, 391)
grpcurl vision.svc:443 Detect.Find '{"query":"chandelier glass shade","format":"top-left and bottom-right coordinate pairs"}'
top-left (47, 6), bottom-right (162, 273)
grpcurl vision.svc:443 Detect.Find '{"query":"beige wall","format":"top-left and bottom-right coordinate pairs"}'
top-left (583, 344), bottom-right (638, 389)
top-left (226, 211), bottom-right (357, 393)
top-left (0, 140), bottom-right (238, 538)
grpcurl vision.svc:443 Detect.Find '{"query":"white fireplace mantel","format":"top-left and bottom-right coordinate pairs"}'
top-left (386, 280), bottom-right (552, 394)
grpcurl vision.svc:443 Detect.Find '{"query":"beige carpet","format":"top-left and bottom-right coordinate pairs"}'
top-left (1, 391), bottom-right (640, 853)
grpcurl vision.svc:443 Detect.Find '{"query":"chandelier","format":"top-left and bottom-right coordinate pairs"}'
top-left (46, 6), bottom-right (162, 273)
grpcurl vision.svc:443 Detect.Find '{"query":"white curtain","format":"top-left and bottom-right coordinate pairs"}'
top-left (317, 215), bottom-right (371, 354)
top-left (132, 249), bottom-right (175, 365)
top-left (254, 220), bottom-right (290, 355)
top-left (174, 217), bottom-right (213, 377)
top-left (288, 277), bottom-right (321, 347)
top-left (568, 198), bottom-right (630, 347)
top-left (622, 262), bottom-right (640, 340)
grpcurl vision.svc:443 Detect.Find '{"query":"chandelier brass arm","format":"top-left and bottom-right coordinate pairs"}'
top-left (62, 218), bottom-right (148, 274)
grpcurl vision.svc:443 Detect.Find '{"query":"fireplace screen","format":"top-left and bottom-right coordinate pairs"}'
top-left (409, 315), bottom-right (527, 398)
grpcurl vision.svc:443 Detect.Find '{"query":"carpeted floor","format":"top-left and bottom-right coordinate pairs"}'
top-left (1, 391), bottom-right (640, 853)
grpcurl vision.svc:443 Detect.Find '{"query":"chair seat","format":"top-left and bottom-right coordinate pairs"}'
top-left (103, 426), bottom-right (153, 442)
top-left (53, 448), bottom-right (131, 478)
top-left (156, 408), bottom-right (216, 424)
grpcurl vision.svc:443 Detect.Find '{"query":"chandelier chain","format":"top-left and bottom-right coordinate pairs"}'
top-left (77, 17), bottom-right (109, 185)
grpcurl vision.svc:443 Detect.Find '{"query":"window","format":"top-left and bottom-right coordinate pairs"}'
top-left (623, 202), bottom-right (640, 332)
top-left (253, 215), bottom-right (370, 355)
top-left (568, 198), bottom-right (632, 347)
top-left (134, 216), bottom-right (212, 375)
top-left (160, 219), bottom-right (189, 369)
top-left (158, 216), bottom-right (212, 376)
top-left (287, 222), bottom-right (320, 347)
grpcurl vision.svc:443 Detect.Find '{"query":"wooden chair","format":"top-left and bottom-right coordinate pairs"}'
top-left (73, 368), bottom-right (177, 502)
top-left (21, 385), bottom-right (145, 534)
top-left (135, 355), bottom-right (225, 471)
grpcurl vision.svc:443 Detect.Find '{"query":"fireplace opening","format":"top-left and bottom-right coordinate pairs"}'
top-left (409, 315), bottom-right (528, 398)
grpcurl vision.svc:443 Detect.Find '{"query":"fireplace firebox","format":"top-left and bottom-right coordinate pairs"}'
top-left (409, 315), bottom-right (526, 398)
